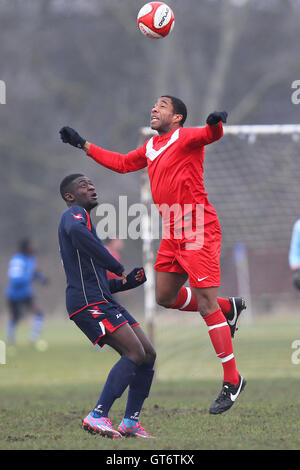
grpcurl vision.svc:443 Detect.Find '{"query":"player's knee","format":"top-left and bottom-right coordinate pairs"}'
top-left (197, 295), bottom-right (218, 317)
top-left (145, 347), bottom-right (156, 365)
top-left (156, 292), bottom-right (176, 308)
top-left (128, 344), bottom-right (146, 366)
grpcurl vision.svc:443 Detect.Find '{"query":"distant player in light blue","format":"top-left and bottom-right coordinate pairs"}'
top-left (289, 219), bottom-right (300, 290)
top-left (5, 238), bottom-right (48, 344)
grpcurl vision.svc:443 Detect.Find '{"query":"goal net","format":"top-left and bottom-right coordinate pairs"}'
top-left (139, 124), bottom-right (300, 339)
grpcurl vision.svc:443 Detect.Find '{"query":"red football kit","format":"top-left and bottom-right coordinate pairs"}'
top-left (87, 122), bottom-right (223, 288)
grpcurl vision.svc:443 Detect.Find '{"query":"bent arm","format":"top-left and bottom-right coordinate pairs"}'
top-left (108, 278), bottom-right (132, 293)
top-left (85, 142), bottom-right (147, 174)
top-left (69, 223), bottom-right (125, 276)
top-left (109, 267), bottom-right (146, 293)
top-left (186, 122), bottom-right (223, 148)
top-left (205, 121), bottom-right (224, 143)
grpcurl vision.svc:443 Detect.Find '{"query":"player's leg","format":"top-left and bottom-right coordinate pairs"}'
top-left (83, 322), bottom-right (145, 438)
top-left (191, 285), bottom-right (246, 414)
top-left (155, 269), bottom-right (245, 336)
top-left (191, 285), bottom-right (239, 384)
top-left (158, 221), bottom-right (246, 334)
top-left (104, 309), bottom-right (156, 438)
top-left (72, 304), bottom-right (145, 438)
top-left (91, 322), bottom-right (146, 413)
top-left (154, 237), bottom-right (189, 308)
top-left (167, 287), bottom-right (245, 319)
top-left (118, 324), bottom-right (155, 437)
top-left (155, 270), bottom-right (188, 307)
top-left (29, 298), bottom-right (44, 342)
top-left (6, 300), bottom-right (22, 344)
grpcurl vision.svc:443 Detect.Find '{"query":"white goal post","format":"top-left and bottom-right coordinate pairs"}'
top-left (139, 124), bottom-right (300, 342)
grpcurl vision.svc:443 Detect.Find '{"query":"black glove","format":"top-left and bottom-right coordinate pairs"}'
top-left (292, 269), bottom-right (300, 290)
top-left (108, 267), bottom-right (146, 294)
top-left (206, 111), bottom-right (228, 126)
top-left (59, 126), bottom-right (86, 149)
top-left (126, 267), bottom-right (147, 288)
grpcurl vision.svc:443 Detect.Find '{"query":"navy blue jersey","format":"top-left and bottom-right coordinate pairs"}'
top-left (58, 205), bottom-right (125, 317)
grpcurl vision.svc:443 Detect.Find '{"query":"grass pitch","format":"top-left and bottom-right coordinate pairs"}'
top-left (0, 313), bottom-right (300, 450)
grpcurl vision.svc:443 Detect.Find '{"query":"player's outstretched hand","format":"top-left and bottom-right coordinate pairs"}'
top-left (206, 111), bottom-right (228, 126)
top-left (59, 126), bottom-right (86, 149)
top-left (126, 267), bottom-right (147, 288)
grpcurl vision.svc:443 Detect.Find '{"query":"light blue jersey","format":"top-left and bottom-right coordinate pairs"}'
top-left (6, 253), bottom-right (38, 301)
top-left (289, 219), bottom-right (300, 269)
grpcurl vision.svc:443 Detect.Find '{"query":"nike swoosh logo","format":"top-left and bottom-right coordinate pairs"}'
top-left (227, 298), bottom-right (237, 326)
top-left (230, 376), bottom-right (244, 401)
top-left (197, 276), bottom-right (208, 282)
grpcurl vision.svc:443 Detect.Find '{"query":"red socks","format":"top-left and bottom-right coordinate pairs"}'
top-left (170, 287), bottom-right (232, 316)
top-left (169, 288), bottom-right (239, 384)
top-left (216, 297), bottom-right (231, 316)
top-left (203, 308), bottom-right (239, 385)
top-left (169, 286), bottom-right (198, 311)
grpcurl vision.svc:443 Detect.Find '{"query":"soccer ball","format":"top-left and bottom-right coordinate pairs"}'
top-left (137, 2), bottom-right (175, 39)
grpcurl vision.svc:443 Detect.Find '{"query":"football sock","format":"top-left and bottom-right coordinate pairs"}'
top-left (216, 298), bottom-right (231, 316)
top-left (92, 356), bottom-right (138, 418)
top-left (203, 308), bottom-right (239, 385)
top-left (170, 287), bottom-right (198, 311)
top-left (170, 286), bottom-right (232, 317)
top-left (30, 312), bottom-right (44, 342)
top-left (124, 361), bottom-right (155, 421)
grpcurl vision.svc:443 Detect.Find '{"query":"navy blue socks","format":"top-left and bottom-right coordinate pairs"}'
top-left (92, 356), bottom-right (138, 417)
top-left (91, 357), bottom-right (155, 421)
top-left (124, 362), bottom-right (155, 422)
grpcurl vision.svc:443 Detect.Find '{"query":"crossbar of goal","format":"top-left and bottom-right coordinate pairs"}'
top-left (140, 123), bottom-right (300, 137)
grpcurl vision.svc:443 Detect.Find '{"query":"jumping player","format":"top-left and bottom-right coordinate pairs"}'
top-left (58, 174), bottom-right (156, 438)
top-left (59, 96), bottom-right (246, 414)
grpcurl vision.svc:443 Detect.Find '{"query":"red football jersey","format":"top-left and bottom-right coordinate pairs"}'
top-left (87, 123), bottom-right (223, 233)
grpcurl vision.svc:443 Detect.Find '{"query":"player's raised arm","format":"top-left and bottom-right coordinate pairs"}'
top-left (185, 111), bottom-right (227, 148)
top-left (59, 126), bottom-right (147, 174)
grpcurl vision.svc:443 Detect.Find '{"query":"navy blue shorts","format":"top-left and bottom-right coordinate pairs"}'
top-left (71, 302), bottom-right (139, 346)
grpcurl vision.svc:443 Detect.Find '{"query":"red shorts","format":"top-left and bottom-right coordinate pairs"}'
top-left (154, 220), bottom-right (222, 288)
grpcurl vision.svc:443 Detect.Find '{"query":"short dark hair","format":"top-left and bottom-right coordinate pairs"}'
top-left (60, 173), bottom-right (84, 201)
top-left (161, 95), bottom-right (187, 126)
